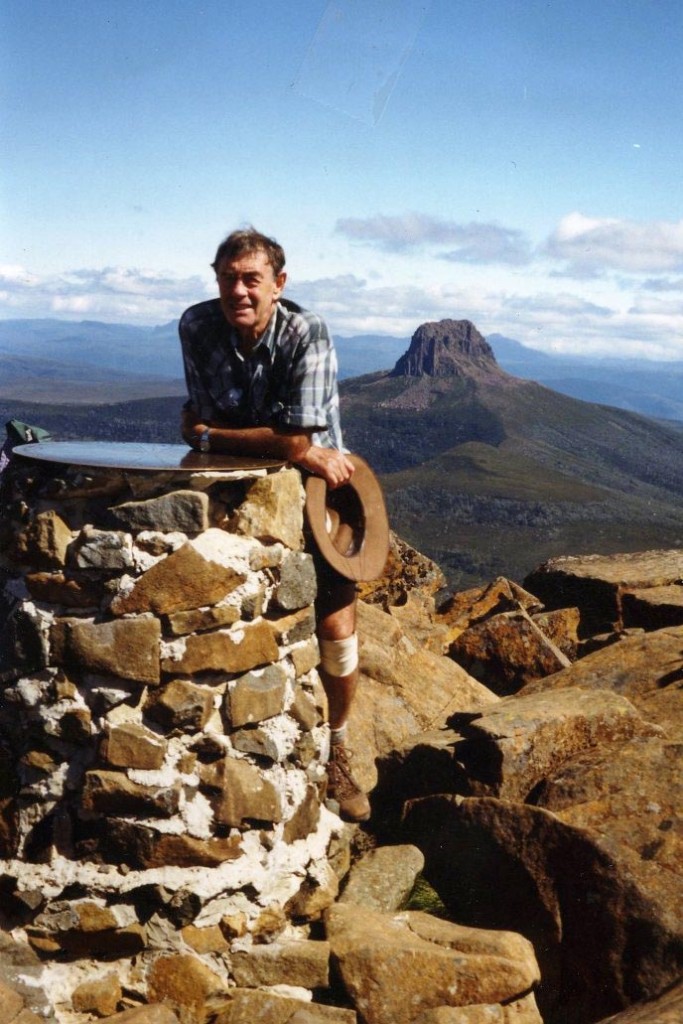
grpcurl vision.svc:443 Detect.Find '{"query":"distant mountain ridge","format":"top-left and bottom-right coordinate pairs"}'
top-left (3, 316), bottom-right (683, 420)
top-left (3, 315), bottom-right (683, 590)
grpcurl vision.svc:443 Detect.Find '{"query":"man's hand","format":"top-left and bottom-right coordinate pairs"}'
top-left (296, 445), bottom-right (355, 489)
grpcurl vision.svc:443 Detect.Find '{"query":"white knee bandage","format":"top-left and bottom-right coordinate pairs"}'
top-left (319, 634), bottom-right (359, 677)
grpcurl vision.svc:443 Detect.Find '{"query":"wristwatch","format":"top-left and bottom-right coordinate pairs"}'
top-left (198, 428), bottom-right (211, 453)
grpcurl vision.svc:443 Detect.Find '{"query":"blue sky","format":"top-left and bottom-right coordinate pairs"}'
top-left (2, 0), bottom-right (683, 358)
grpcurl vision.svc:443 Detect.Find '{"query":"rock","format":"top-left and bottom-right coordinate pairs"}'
top-left (98, 1007), bottom-right (179, 1024)
top-left (12, 510), bottom-right (73, 569)
top-left (403, 794), bottom-right (683, 1024)
top-left (338, 844), bottom-right (425, 911)
top-left (111, 541), bottom-right (246, 616)
top-left (25, 570), bottom-right (103, 608)
top-left (325, 902), bottom-right (539, 1024)
top-left (524, 549), bottom-right (683, 636)
top-left (413, 992), bottom-right (542, 1022)
top-left (274, 551), bottom-right (318, 612)
top-left (102, 722), bottom-right (167, 770)
top-left (96, 819), bottom-right (243, 868)
top-left (227, 663), bottom-right (288, 727)
top-left (143, 679), bottom-right (215, 733)
top-left (146, 954), bottom-right (230, 1023)
top-left (210, 990), bottom-right (356, 1023)
top-left (521, 623), bottom-right (683, 734)
top-left (230, 939), bottom-right (330, 989)
top-left (268, 607), bottom-right (317, 646)
top-left (164, 602), bottom-right (241, 636)
top-left (594, 980), bottom-right (683, 1023)
top-left (82, 770), bottom-right (180, 818)
top-left (161, 620), bottom-right (278, 675)
top-left (349, 600), bottom-right (497, 792)
top-left (71, 526), bottom-right (135, 570)
top-left (180, 923), bottom-right (230, 954)
top-left (359, 531), bottom-right (447, 611)
top-left (438, 577), bottom-right (543, 644)
top-left (0, 980), bottom-right (25, 1024)
top-left (621, 584), bottom-right (683, 630)
top-left (52, 614), bottom-right (161, 683)
top-left (107, 490), bottom-right (209, 533)
top-left (233, 469), bottom-right (304, 550)
top-left (205, 756), bottom-right (283, 827)
top-left (71, 971), bottom-right (122, 1016)
top-left (285, 860), bottom-right (340, 921)
top-left (447, 610), bottom-right (570, 694)
top-left (392, 320), bottom-right (497, 379)
top-left (449, 685), bottom-right (660, 802)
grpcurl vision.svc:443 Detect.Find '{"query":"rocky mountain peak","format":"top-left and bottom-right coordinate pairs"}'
top-left (391, 319), bottom-right (498, 378)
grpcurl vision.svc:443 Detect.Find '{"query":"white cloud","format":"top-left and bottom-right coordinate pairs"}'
top-left (546, 212), bottom-right (683, 275)
top-left (335, 213), bottom-right (532, 264)
top-left (292, 272), bottom-right (683, 360)
top-left (0, 265), bottom-right (213, 323)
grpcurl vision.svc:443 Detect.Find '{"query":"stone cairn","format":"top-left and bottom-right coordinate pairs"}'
top-left (0, 452), bottom-right (345, 1008)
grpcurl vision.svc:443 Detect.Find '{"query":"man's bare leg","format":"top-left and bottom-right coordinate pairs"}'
top-left (316, 582), bottom-right (370, 822)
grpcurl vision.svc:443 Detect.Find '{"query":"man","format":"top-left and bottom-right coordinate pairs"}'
top-left (179, 227), bottom-right (370, 822)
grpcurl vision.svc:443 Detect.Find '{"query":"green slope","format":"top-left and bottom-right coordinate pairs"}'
top-left (340, 370), bottom-right (683, 589)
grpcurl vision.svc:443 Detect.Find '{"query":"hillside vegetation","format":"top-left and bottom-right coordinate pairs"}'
top-left (340, 321), bottom-right (683, 588)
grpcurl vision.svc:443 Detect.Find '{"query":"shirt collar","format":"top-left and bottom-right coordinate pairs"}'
top-left (228, 304), bottom-right (280, 360)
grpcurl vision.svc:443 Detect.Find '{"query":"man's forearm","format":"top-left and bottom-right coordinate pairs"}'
top-left (184, 415), bottom-right (311, 463)
top-left (182, 408), bottom-right (354, 487)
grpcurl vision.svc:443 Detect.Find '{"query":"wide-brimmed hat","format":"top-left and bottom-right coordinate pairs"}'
top-left (305, 454), bottom-right (390, 582)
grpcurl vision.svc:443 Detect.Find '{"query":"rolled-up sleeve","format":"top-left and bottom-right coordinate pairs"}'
top-left (280, 315), bottom-right (339, 433)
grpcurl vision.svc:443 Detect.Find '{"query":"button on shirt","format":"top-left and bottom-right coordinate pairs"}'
top-left (179, 297), bottom-right (344, 450)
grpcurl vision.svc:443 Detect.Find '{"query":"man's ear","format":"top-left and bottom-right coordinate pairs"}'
top-left (274, 271), bottom-right (287, 298)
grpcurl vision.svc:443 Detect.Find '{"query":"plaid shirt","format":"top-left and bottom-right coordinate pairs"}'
top-left (179, 297), bottom-right (344, 450)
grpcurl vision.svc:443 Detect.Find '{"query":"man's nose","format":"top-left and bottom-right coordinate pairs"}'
top-left (228, 276), bottom-right (247, 296)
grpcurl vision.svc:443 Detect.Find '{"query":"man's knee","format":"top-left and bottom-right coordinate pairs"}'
top-left (319, 634), bottom-right (359, 678)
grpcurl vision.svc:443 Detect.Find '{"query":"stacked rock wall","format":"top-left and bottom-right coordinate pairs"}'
top-left (0, 454), bottom-right (343, 976)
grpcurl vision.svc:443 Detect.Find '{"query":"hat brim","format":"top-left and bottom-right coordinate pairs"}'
top-left (305, 454), bottom-right (390, 582)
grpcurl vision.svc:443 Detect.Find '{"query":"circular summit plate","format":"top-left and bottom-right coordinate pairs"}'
top-left (12, 441), bottom-right (285, 473)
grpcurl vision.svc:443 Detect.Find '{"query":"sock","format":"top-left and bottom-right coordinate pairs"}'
top-left (330, 723), bottom-right (348, 747)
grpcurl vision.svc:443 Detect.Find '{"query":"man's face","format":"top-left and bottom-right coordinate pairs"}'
top-left (216, 249), bottom-right (286, 347)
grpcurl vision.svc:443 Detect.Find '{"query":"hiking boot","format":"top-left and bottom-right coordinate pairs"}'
top-left (326, 742), bottom-right (371, 822)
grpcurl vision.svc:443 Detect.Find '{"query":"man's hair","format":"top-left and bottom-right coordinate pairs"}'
top-left (211, 227), bottom-right (286, 276)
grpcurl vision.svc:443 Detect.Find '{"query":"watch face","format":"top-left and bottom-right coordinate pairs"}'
top-left (199, 430), bottom-right (210, 452)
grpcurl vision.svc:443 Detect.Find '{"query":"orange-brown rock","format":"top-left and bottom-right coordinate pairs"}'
top-left (146, 954), bottom-right (230, 1023)
top-left (82, 770), bottom-right (180, 819)
top-left (144, 679), bottom-right (215, 733)
top-left (71, 971), bottom-right (122, 1017)
top-left (52, 614), bottom-right (161, 683)
top-left (325, 902), bottom-right (539, 1024)
top-left (524, 549), bottom-right (683, 636)
top-left (206, 757), bottom-right (283, 827)
top-left (230, 939), bottom-right (330, 989)
top-left (111, 542), bottom-right (246, 616)
top-left (25, 570), bottom-right (103, 608)
top-left (438, 577), bottom-right (543, 646)
top-left (448, 610), bottom-right (570, 694)
top-left (161, 620), bottom-right (278, 676)
top-left (11, 510), bottom-right (73, 569)
top-left (102, 722), bottom-right (167, 770)
top-left (232, 469), bottom-right (304, 550)
top-left (403, 794), bottom-right (682, 1024)
top-left (350, 600), bottom-right (497, 791)
top-left (621, 583), bottom-right (683, 630)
